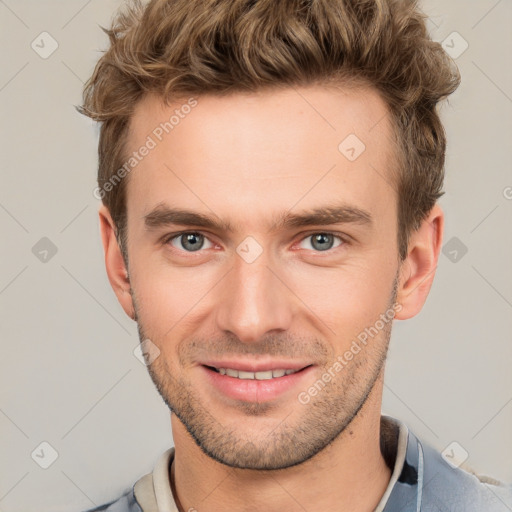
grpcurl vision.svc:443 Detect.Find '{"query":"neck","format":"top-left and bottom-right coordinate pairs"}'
top-left (170, 379), bottom-right (391, 512)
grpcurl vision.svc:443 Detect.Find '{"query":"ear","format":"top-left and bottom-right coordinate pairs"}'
top-left (98, 205), bottom-right (135, 320)
top-left (394, 203), bottom-right (444, 320)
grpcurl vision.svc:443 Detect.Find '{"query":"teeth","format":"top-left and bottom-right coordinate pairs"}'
top-left (255, 371), bottom-right (273, 380)
top-left (215, 368), bottom-right (300, 379)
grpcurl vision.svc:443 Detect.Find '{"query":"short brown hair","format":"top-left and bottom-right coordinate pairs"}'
top-left (78, 0), bottom-right (460, 262)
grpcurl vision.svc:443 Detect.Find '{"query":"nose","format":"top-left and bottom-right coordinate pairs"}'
top-left (215, 249), bottom-right (294, 344)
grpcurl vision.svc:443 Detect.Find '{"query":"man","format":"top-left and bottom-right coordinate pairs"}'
top-left (79, 0), bottom-right (511, 510)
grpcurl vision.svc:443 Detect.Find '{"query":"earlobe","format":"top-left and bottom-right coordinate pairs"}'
top-left (394, 204), bottom-right (444, 320)
top-left (98, 205), bottom-right (135, 320)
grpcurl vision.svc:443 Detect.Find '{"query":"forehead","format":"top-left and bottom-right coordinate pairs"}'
top-left (124, 85), bottom-right (397, 231)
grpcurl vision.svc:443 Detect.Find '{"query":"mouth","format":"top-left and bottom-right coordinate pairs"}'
top-left (199, 362), bottom-right (314, 403)
top-left (205, 365), bottom-right (304, 380)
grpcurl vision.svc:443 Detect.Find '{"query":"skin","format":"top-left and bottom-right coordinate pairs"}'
top-left (99, 85), bottom-right (443, 512)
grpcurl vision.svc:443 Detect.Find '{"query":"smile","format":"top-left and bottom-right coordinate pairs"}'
top-left (201, 363), bottom-right (314, 402)
top-left (209, 367), bottom-right (301, 380)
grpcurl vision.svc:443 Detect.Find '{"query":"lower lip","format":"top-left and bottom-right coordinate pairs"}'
top-left (200, 365), bottom-right (314, 403)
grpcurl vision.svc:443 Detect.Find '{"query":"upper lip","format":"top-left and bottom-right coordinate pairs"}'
top-left (200, 359), bottom-right (312, 372)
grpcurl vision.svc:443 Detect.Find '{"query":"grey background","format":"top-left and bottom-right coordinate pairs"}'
top-left (1, 0), bottom-right (511, 510)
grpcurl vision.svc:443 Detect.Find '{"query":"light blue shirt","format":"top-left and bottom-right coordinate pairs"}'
top-left (84, 415), bottom-right (512, 511)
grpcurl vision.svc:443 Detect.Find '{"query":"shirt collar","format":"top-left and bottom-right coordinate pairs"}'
top-left (381, 416), bottom-right (424, 512)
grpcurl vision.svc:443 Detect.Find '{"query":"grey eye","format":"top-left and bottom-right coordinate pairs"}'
top-left (170, 233), bottom-right (213, 252)
top-left (298, 233), bottom-right (343, 252)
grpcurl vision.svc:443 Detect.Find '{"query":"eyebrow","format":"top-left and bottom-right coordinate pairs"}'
top-left (143, 203), bottom-right (373, 233)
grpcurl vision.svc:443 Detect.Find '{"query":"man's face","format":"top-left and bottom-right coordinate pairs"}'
top-left (124, 85), bottom-right (402, 469)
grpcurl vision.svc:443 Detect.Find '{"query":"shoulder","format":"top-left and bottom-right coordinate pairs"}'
top-left (419, 440), bottom-right (512, 511)
top-left (82, 448), bottom-right (175, 512)
top-left (82, 487), bottom-right (142, 512)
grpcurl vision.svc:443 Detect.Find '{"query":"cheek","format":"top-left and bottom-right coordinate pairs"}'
top-left (130, 259), bottom-right (218, 338)
top-left (286, 258), bottom-right (396, 346)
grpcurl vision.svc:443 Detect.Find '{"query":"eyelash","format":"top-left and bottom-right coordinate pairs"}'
top-left (162, 231), bottom-right (349, 254)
